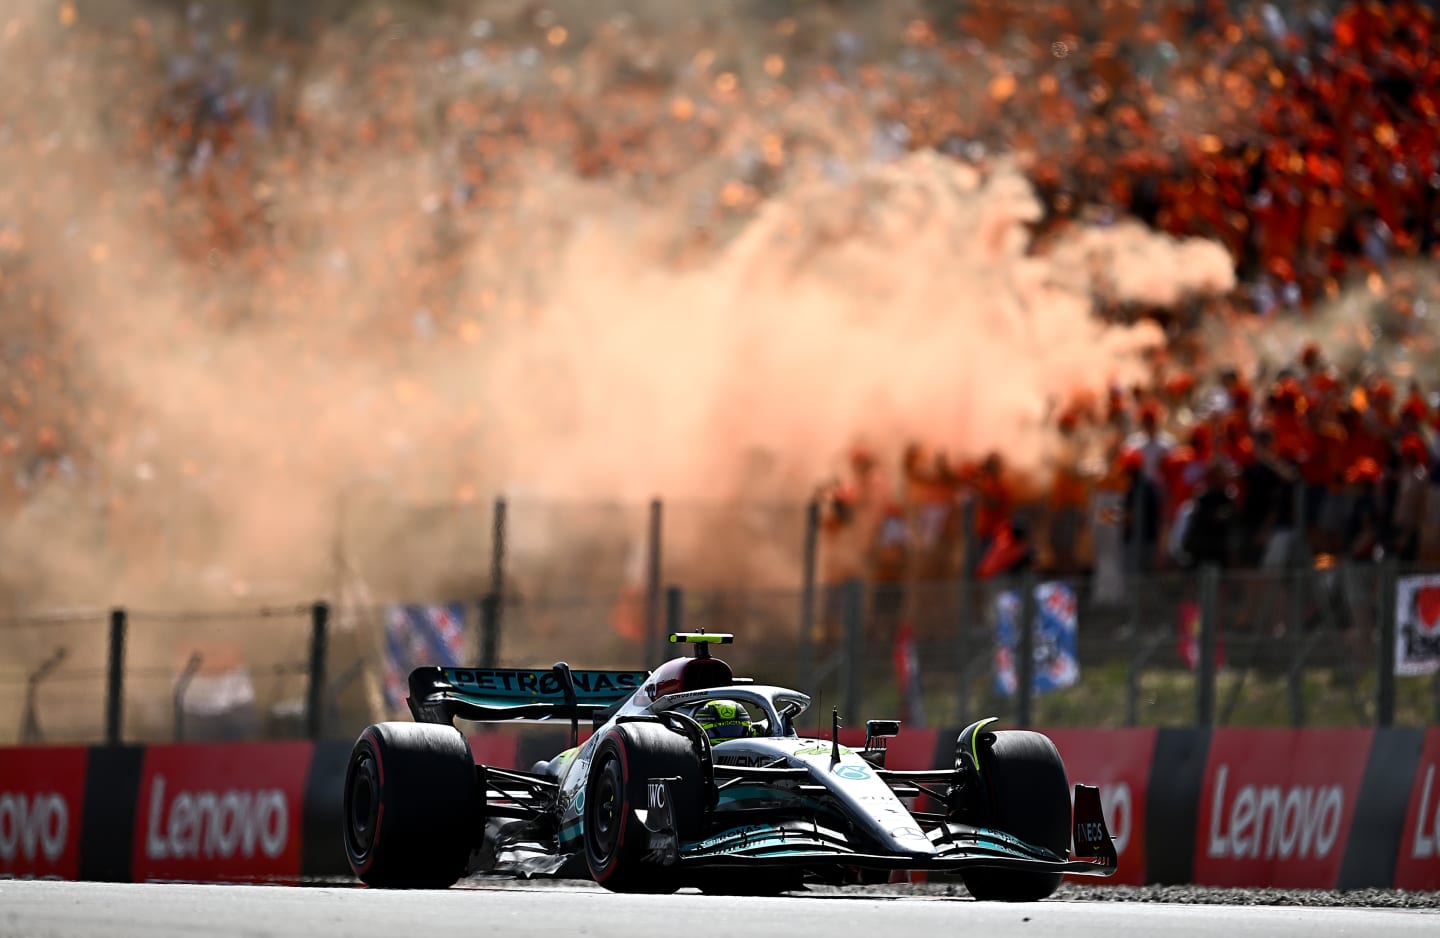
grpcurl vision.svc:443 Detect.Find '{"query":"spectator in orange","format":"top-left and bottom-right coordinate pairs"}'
top-left (1123, 400), bottom-right (1176, 492)
top-left (1047, 410), bottom-right (1089, 574)
top-left (869, 502), bottom-right (910, 642)
top-left (1366, 379), bottom-right (1399, 445)
top-left (1220, 368), bottom-right (1253, 420)
top-left (1121, 446), bottom-right (1162, 573)
top-left (902, 442), bottom-right (961, 582)
top-left (1343, 457), bottom-right (1385, 562)
top-left (972, 452), bottom-right (1012, 563)
top-left (1220, 413), bottom-right (1255, 471)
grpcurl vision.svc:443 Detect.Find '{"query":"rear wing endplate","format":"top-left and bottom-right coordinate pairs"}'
top-left (407, 662), bottom-right (649, 729)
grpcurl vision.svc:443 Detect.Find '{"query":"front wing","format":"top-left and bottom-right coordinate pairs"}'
top-left (638, 781), bottom-right (1118, 877)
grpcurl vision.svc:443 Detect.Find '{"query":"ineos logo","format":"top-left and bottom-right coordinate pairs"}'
top-left (0, 792), bottom-right (68, 865)
top-left (1099, 782), bottom-right (1131, 856)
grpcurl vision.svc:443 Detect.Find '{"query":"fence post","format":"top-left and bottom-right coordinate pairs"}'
top-left (798, 499), bottom-right (819, 688)
top-left (1376, 558), bottom-right (1397, 728)
top-left (665, 585), bottom-right (684, 636)
top-left (1196, 565), bottom-right (1219, 726)
top-left (1124, 482), bottom-right (1150, 727)
top-left (1017, 572), bottom-right (1037, 728)
top-left (842, 578), bottom-right (865, 720)
top-left (644, 498), bottom-right (663, 670)
top-left (485, 496), bottom-right (507, 662)
top-left (307, 601), bottom-right (330, 740)
top-left (105, 608), bottom-right (126, 745)
top-left (479, 593), bottom-right (500, 668)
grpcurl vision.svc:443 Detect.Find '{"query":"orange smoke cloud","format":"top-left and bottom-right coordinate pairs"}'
top-left (0, 0), bottom-right (1237, 612)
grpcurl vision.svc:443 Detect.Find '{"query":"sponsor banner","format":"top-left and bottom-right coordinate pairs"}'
top-left (383, 603), bottom-right (468, 710)
top-left (0, 747), bottom-right (88, 880)
top-left (1396, 575), bottom-right (1440, 675)
top-left (132, 743), bottom-right (313, 883)
top-left (994, 581), bottom-right (1080, 697)
top-left (1395, 728), bottom-right (1440, 890)
top-left (1194, 729), bottom-right (1372, 889)
top-left (1048, 729), bottom-right (1156, 886)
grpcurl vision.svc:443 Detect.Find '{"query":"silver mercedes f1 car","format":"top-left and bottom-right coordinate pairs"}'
top-left (341, 632), bottom-right (1117, 899)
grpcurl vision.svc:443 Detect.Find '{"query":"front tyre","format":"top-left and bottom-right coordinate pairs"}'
top-left (960, 730), bottom-right (1070, 902)
top-left (584, 721), bottom-right (705, 893)
top-left (343, 722), bottom-right (481, 888)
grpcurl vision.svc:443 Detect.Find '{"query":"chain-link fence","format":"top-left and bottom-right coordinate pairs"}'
top-left (7, 488), bottom-right (1440, 745)
top-left (0, 610), bottom-right (111, 746)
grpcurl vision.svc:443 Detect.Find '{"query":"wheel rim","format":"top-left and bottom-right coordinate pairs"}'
top-left (346, 751), bottom-right (380, 859)
top-left (588, 755), bottom-right (624, 864)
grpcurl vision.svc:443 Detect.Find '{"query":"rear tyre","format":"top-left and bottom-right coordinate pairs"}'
top-left (343, 722), bottom-right (480, 888)
top-left (584, 721), bottom-right (706, 893)
top-left (960, 730), bottom-right (1070, 902)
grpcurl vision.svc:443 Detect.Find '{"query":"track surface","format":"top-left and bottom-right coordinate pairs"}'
top-left (2, 881), bottom-right (1436, 938)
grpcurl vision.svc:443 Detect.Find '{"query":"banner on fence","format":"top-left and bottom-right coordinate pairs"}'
top-left (1177, 601), bottom-right (1226, 672)
top-left (383, 602), bottom-right (469, 710)
top-left (1396, 575), bottom-right (1440, 676)
top-left (994, 581), bottom-right (1079, 697)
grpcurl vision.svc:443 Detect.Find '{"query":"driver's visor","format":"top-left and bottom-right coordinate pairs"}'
top-left (703, 721), bottom-right (751, 740)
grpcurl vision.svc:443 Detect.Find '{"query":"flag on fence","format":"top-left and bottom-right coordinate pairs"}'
top-left (1176, 600), bottom-right (1226, 671)
top-left (383, 602), bottom-right (469, 710)
top-left (1396, 574), bottom-right (1440, 676)
top-left (994, 581), bottom-right (1080, 697)
top-left (892, 621), bottom-right (927, 727)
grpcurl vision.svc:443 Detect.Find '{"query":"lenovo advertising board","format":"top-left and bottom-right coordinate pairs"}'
top-left (131, 743), bottom-right (313, 883)
top-left (1193, 729), bottom-right (1372, 889)
top-left (1395, 728), bottom-right (1440, 891)
top-left (0, 747), bottom-right (88, 880)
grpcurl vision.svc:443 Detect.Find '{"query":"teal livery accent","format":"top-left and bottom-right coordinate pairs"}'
top-left (438, 667), bottom-right (648, 707)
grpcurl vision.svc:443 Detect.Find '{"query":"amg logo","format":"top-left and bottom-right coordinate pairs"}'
top-left (715, 754), bottom-right (774, 768)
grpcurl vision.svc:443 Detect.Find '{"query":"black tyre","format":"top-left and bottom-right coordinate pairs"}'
top-left (960, 730), bottom-right (1070, 902)
top-left (343, 722), bottom-right (481, 888)
top-left (584, 721), bottom-right (706, 893)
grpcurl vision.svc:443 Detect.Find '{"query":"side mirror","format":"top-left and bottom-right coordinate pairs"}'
top-left (864, 719), bottom-right (902, 750)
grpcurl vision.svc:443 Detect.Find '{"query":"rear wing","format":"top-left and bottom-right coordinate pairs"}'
top-left (407, 662), bottom-right (649, 727)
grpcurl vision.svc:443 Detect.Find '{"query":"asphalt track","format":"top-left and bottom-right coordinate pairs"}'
top-left (2, 881), bottom-right (1437, 938)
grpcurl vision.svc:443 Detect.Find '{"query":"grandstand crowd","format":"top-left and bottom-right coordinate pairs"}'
top-left (3, 0), bottom-right (1440, 599)
top-left (817, 346), bottom-right (1440, 597)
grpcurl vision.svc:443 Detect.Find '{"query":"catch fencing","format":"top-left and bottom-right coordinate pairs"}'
top-left (4, 495), bottom-right (1440, 746)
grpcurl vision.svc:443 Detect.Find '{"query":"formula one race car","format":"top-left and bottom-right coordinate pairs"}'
top-left (341, 633), bottom-right (1117, 899)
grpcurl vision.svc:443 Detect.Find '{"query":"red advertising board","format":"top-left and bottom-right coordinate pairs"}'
top-left (467, 732), bottom-right (520, 769)
top-left (132, 743), bottom-right (312, 883)
top-left (0, 747), bottom-right (88, 880)
top-left (1193, 729), bottom-right (1372, 888)
top-left (1047, 728), bottom-right (1156, 886)
top-left (1395, 728), bottom-right (1440, 891)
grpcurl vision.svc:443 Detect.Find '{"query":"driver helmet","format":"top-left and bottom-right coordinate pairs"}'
top-left (692, 699), bottom-right (755, 744)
